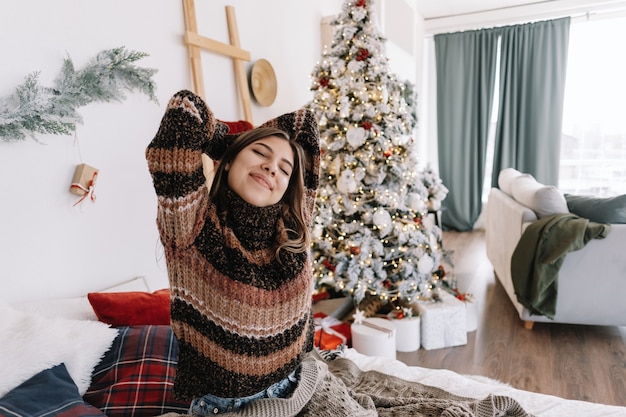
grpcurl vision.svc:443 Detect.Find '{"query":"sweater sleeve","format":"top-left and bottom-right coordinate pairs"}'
top-left (260, 108), bottom-right (321, 224)
top-left (145, 89), bottom-right (228, 248)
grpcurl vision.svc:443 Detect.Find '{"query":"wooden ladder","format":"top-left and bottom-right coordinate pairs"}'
top-left (181, 0), bottom-right (253, 124)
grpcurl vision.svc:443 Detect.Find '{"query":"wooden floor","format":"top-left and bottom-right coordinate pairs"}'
top-left (396, 230), bottom-right (626, 408)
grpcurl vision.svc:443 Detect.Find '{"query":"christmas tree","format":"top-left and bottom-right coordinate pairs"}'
top-left (308, 0), bottom-right (448, 305)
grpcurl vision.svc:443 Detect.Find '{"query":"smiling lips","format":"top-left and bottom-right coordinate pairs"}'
top-left (251, 173), bottom-right (273, 190)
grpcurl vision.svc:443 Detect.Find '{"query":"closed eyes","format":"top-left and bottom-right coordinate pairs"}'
top-left (252, 144), bottom-right (293, 176)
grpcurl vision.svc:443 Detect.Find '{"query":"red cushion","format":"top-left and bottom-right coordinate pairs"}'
top-left (88, 289), bottom-right (170, 326)
top-left (219, 119), bottom-right (253, 134)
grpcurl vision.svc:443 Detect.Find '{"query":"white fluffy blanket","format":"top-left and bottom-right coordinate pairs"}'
top-left (0, 303), bottom-right (118, 397)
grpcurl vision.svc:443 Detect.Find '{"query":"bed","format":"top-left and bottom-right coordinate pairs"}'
top-left (1, 277), bottom-right (625, 417)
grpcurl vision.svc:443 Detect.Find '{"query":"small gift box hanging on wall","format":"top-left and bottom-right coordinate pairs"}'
top-left (69, 163), bottom-right (98, 206)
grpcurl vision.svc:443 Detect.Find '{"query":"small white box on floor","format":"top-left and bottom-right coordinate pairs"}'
top-left (466, 300), bottom-right (478, 332)
top-left (416, 291), bottom-right (467, 350)
top-left (351, 317), bottom-right (396, 359)
top-left (392, 316), bottom-right (420, 352)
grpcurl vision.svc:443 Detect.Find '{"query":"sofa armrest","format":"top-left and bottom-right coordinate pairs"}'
top-left (485, 188), bottom-right (539, 319)
top-left (485, 188), bottom-right (537, 279)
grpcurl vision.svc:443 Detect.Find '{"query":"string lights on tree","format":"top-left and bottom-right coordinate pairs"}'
top-left (308, 0), bottom-right (448, 305)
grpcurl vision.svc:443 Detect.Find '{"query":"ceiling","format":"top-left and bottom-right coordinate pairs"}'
top-left (413, 0), bottom-right (626, 33)
top-left (414, 0), bottom-right (548, 20)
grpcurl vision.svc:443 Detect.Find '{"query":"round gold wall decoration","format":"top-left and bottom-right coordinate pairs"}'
top-left (250, 58), bottom-right (277, 106)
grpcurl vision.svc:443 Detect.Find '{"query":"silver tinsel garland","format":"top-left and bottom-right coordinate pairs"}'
top-left (0, 46), bottom-right (158, 142)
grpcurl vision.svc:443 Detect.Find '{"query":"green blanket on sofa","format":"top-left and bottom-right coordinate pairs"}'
top-left (511, 213), bottom-right (610, 319)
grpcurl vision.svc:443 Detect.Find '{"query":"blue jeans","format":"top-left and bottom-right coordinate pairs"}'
top-left (189, 367), bottom-right (299, 415)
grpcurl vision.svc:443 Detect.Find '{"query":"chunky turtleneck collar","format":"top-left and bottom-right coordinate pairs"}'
top-left (224, 188), bottom-right (282, 247)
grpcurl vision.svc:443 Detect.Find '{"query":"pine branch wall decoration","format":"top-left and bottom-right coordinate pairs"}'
top-left (0, 46), bottom-right (158, 142)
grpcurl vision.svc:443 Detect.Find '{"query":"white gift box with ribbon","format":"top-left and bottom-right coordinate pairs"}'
top-left (466, 300), bottom-right (478, 332)
top-left (351, 317), bottom-right (396, 359)
top-left (416, 290), bottom-right (467, 350)
top-left (392, 316), bottom-right (421, 352)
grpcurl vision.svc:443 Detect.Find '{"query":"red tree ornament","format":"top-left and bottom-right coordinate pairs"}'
top-left (323, 259), bottom-right (336, 272)
top-left (356, 48), bottom-right (370, 61)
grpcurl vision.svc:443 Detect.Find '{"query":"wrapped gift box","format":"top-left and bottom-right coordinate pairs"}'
top-left (351, 317), bottom-right (396, 359)
top-left (416, 290), bottom-right (467, 350)
top-left (392, 316), bottom-right (420, 352)
top-left (313, 312), bottom-right (351, 350)
top-left (69, 163), bottom-right (99, 196)
top-left (466, 300), bottom-right (478, 332)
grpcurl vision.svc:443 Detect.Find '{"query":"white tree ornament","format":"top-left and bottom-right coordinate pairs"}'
top-left (347, 126), bottom-right (366, 148)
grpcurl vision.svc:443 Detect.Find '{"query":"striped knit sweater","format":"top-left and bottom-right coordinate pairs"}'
top-left (146, 90), bottom-right (320, 400)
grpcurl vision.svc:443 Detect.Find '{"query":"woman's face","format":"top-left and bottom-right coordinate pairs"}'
top-left (226, 135), bottom-right (294, 207)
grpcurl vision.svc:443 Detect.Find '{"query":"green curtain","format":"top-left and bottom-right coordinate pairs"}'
top-left (434, 29), bottom-right (499, 231)
top-left (491, 17), bottom-right (571, 186)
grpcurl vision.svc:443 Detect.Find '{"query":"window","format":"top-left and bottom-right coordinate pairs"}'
top-left (559, 16), bottom-right (626, 197)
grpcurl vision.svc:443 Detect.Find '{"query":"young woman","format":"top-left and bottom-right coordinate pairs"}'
top-left (146, 90), bottom-right (320, 415)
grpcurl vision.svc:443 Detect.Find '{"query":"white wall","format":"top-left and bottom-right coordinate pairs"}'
top-left (0, 0), bottom-right (420, 303)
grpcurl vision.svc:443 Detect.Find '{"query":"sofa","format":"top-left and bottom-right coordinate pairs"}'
top-left (485, 168), bottom-right (626, 329)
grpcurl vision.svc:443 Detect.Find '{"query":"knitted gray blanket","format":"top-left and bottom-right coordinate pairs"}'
top-left (160, 356), bottom-right (533, 417)
top-left (325, 357), bottom-right (532, 417)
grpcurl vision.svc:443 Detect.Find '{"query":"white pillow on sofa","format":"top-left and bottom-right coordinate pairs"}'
top-left (498, 168), bottom-right (526, 196)
top-left (510, 174), bottom-right (569, 218)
